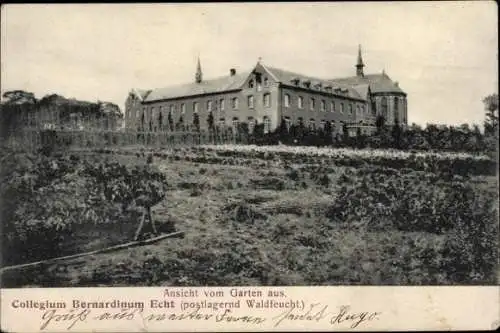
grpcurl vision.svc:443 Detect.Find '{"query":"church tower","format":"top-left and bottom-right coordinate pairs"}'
top-left (356, 44), bottom-right (365, 77)
top-left (195, 57), bottom-right (203, 83)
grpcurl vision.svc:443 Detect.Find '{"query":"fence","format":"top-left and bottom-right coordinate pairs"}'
top-left (4, 128), bottom-right (255, 152)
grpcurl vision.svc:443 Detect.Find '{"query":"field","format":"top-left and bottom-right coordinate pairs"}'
top-left (0, 144), bottom-right (498, 287)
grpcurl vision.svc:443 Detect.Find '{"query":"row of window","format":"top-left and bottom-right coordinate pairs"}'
top-left (137, 115), bottom-right (272, 134)
top-left (283, 94), bottom-right (370, 115)
top-left (136, 93), bottom-right (273, 118)
top-left (292, 79), bottom-right (350, 94)
top-left (137, 113), bottom-right (364, 131)
top-left (130, 94), bottom-right (402, 122)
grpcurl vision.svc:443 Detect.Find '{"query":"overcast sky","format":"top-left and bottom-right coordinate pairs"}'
top-left (1, 2), bottom-right (498, 126)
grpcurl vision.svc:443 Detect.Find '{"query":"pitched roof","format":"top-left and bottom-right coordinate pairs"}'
top-left (329, 73), bottom-right (405, 94)
top-left (352, 84), bottom-right (370, 99)
top-left (263, 65), bottom-right (364, 100)
top-left (144, 72), bottom-right (249, 102)
top-left (139, 64), bottom-right (401, 103)
top-left (131, 89), bottom-right (151, 101)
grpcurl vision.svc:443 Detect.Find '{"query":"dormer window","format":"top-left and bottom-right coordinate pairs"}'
top-left (263, 77), bottom-right (269, 87)
top-left (248, 79), bottom-right (254, 88)
top-left (334, 87), bottom-right (342, 93)
top-left (291, 77), bottom-right (300, 86)
top-left (303, 80), bottom-right (311, 88)
top-left (314, 82), bottom-right (322, 90)
top-left (324, 85), bottom-right (332, 93)
top-left (255, 73), bottom-right (262, 91)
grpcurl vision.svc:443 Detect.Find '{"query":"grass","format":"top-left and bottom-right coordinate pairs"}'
top-left (0, 146), bottom-right (497, 287)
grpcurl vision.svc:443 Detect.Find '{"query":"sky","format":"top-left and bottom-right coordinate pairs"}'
top-left (1, 2), bottom-right (498, 126)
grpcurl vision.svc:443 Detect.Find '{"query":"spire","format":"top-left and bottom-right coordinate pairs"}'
top-left (195, 56), bottom-right (203, 83)
top-left (356, 44), bottom-right (364, 77)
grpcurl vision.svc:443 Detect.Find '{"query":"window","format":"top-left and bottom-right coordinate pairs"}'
top-left (320, 120), bottom-right (326, 130)
top-left (218, 118), bottom-right (225, 128)
top-left (310, 98), bottom-right (315, 111)
top-left (169, 105), bottom-right (175, 114)
top-left (349, 104), bottom-right (353, 115)
top-left (219, 99), bottom-right (225, 111)
top-left (309, 118), bottom-right (316, 131)
top-left (361, 105), bottom-right (365, 114)
top-left (193, 102), bottom-right (199, 113)
top-left (263, 116), bottom-right (271, 133)
top-left (340, 103), bottom-right (345, 113)
top-left (207, 100), bottom-right (213, 112)
top-left (297, 117), bottom-right (304, 128)
top-left (248, 79), bottom-right (254, 88)
top-left (232, 117), bottom-right (239, 129)
top-left (263, 93), bottom-right (271, 107)
top-left (371, 100), bottom-right (376, 115)
top-left (298, 96), bottom-right (304, 109)
top-left (284, 94), bottom-right (290, 107)
top-left (232, 97), bottom-right (239, 109)
top-left (321, 100), bottom-right (326, 112)
top-left (256, 74), bottom-right (262, 91)
top-left (284, 117), bottom-right (291, 131)
top-left (180, 103), bottom-right (186, 114)
top-left (331, 101), bottom-right (335, 112)
top-left (394, 97), bottom-right (399, 112)
top-left (248, 117), bottom-right (255, 133)
top-left (248, 95), bottom-right (254, 109)
top-left (263, 77), bottom-right (269, 87)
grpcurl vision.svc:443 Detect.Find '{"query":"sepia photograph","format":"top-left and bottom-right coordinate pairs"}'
top-left (0, 2), bottom-right (498, 292)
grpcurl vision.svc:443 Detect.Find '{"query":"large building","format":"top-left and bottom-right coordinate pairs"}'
top-left (124, 46), bottom-right (407, 136)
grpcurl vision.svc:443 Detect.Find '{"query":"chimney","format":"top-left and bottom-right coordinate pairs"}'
top-left (230, 68), bottom-right (236, 76)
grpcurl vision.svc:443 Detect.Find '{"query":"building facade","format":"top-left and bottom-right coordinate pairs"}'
top-left (124, 46), bottom-right (407, 136)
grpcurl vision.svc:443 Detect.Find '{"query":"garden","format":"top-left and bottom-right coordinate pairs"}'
top-left (0, 144), bottom-right (497, 287)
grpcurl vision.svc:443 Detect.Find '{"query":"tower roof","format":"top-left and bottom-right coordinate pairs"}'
top-left (356, 44), bottom-right (365, 77)
top-left (357, 44), bottom-right (364, 67)
top-left (195, 57), bottom-right (203, 83)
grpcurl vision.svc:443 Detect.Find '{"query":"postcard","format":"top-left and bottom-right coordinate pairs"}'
top-left (1, 2), bottom-right (498, 332)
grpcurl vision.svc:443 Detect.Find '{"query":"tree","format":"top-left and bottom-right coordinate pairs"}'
top-left (207, 111), bottom-right (214, 131)
top-left (168, 111), bottom-right (174, 131)
top-left (323, 121), bottom-right (333, 145)
top-left (193, 113), bottom-right (200, 132)
top-left (176, 115), bottom-right (184, 131)
top-left (1, 90), bottom-right (37, 104)
top-left (375, 115), bottom-right (386, 132)
top-left (483, 93), bottom-right (499, 136)
top-left (342, 122), bottom-right (349, 142)
top-left (391, 119), bottom-right (402, 149)
top-left (158, 112), bottom-right (163, 131)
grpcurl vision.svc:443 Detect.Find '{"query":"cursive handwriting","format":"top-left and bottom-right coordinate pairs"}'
top-left (39, 303), bottom-right (380, 331)
top-left (272, 303), bottom-right (381, 329)
top-left (40, 309), bottom-right (90, 330)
